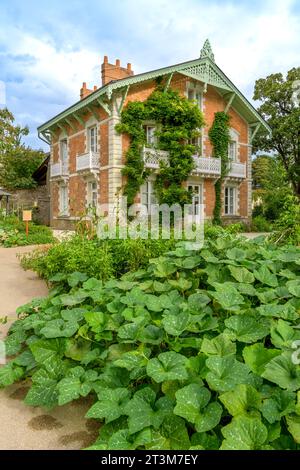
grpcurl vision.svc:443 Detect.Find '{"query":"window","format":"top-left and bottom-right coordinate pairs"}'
top-left (144, 126), bottom-right (156, 146)
top-left (228, 141), bottom-right (237, 161)
top-left (141, 180), bottom-right (157, 211)
top-left (187, 88), bottom-right (202, 109)
top-left (59, 185), bottom-right (68, 216)
top-left (87, 181), bottom-right (98, 208)
top-left (88, 126), bottom-right (98, 153)
top-left (188, 184), bottom-right (203, 216)
top-left (224, 186), bottom-right (236, 215)
top-left (188, 133), bottom-right (202, 155)
top-left (60, 139), bottom-right (68, 163)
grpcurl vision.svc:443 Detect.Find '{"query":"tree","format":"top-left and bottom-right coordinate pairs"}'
top-left (0, 108), bottom-right (28, 152)
top-left (0, 108), bottom-right (45, 189)
top-left (253, 68), bottom-right (300, 197)
top-left (252, 154), bottom-right (287, 190)
top-left (252, 154), bottom-right (292, 221)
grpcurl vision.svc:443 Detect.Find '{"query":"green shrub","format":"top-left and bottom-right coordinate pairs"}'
top-left (20, 235), bottom-right (177, 281)
top-left (0, 215), bottom-right (54, 247)
top-left (270, 195), bottom-right (300, 245)
top-left (2, 235), bottom-right (300, 450)
top-left (251, 216), bottom-right (273, 233)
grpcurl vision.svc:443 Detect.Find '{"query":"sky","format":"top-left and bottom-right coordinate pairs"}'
top-left (0, 0), bottom-right (299, 150)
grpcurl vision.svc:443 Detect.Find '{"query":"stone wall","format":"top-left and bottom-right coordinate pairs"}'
top-left (9, 186), bottom-right (50, 226)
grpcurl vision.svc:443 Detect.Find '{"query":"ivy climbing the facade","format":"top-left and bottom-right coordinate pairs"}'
top-left (208, 112), bottom-right (231, 225)
top-left (116, 88), bottom-right (205, 207)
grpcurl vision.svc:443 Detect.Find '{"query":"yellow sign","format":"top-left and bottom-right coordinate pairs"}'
top-left (22, 210), bottom-right (32, 222)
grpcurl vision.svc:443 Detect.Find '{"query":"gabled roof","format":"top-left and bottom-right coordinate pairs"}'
top-left (38, 40), bottom-right (271, 144)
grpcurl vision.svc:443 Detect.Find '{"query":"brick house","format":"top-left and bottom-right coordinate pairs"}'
top-left (38, 40), bottom-right (270, 230)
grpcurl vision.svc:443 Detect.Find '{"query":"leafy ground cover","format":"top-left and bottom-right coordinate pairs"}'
top-left (1, 234), bottom-right (300, 450)
top-left (19, 236), bottom-right (177, 280)
top-left (0, 215), bottom-right (54, 247)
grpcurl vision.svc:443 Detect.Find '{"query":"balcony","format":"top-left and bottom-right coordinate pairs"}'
top-left (142, 147), bottom-right (246, 180)
top-left (228, 161), bottom-right (246, 179)
top-left (142, 147), bottom-right (169, 169)
top-left (76, 151), bottom-right (100, 174)
top-left (50, 161), bottom-right (69, 179)
top-left (192, 156), bottom-right (221, 177)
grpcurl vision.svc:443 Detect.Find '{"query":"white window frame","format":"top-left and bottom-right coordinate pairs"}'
top-left (87, 180), bottom-right (98, 208)
top-left (224, 186), bottom-right (236, 215)
top-left (59, 185), bottom-right (69, 216)
top-left (187, 86), bottom-right (202, 109)
top-left (141, 179), bottom-right (157, 212)
top-left (228, 140), bottom-right (237, 161)
top-left (145, 125), bottom-right (157, 146)
top-left (88, 126), bottom-right (98, 153)
top-left (60, 139), bottom-right (68, 164)
top-left (188, 183), bottom-right (203, 216)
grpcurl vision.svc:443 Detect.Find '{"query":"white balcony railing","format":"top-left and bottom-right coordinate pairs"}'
top-left (143, 147), bottom-right (169, 169)
top-left (142, 148), bottom-right (246, 179)
top-left (228, 161), bottom-right (246, 178)
top-left (50, 161), bottom-right (69, 178)
top-left (76, 151), bottom-right (100, 173)
top-left (192, 156), bottom-right (221, 176)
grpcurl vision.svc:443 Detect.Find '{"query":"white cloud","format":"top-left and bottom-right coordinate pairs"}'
top-left (0, 0), bottom-right (299, 149)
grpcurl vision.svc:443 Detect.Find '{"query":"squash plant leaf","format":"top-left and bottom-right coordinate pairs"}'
top-left (221, 416), bottom-right (268, 450)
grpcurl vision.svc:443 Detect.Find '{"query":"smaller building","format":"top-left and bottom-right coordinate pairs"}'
top-left (0, 189), bottom-right (11, 215)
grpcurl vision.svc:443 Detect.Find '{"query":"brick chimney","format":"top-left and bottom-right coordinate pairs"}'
top-left (80, 82), bottom-right (94, 100)
top-left (101, 56), bottom-right (134, 86)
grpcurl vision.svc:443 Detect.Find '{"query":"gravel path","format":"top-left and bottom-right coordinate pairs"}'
top-left (0, 246), bottom-right (99, 450)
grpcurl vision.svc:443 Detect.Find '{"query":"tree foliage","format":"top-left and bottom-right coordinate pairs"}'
top-left (0, 108), bottom-right (45, 189)
top-left (253, 68), bottom-right (300, 197)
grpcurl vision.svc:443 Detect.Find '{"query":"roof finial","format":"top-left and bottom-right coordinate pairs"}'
top-left (200, 39), bottom-right (215, 62)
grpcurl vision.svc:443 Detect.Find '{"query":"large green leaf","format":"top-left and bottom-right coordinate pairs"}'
top-left (174, 383), bottom-right (222, 432)
top-left (162, 311), bottom-right (190, 336)
top-left (86, 387), bottom-right (130, 423)
top-left (174, 383), bottom-right (210, 422)
top-left (221, 416), bottom-right (268, 450)
top-left (228, 265), bottom-right (255, 284)
top-left (286, 415), bottom-right (300, 443)
top-left (271, 319), bottom-right (300, 349)
top-left (287, 280), bottom-right (300, 298)
top-left (40, 319), bottom-right (79, 338)
top-left (261, 389), bottom-right (296, 424)
top-left (225, 315), bottom-right (270, 343)
top-left (146, 352), bottom-right (188, 382)
top-left (201, 333), bottom-right (236, 357)
top-left (24, 360), bottom-right (65, 409)
top-left (257, 303), bottom-right (298, 321)
top-left (262, 352), bottom-right (300, 391)
top-left (0, 363), bottom-right (24, 387)
top-left (254, 265), bottom-right (278, 287)
top-left (205, 356), bottom-right (252, 393)
top-left (219, 384), bottom-right (261, 417)
top-left (146, 415), bottom-right (190, 450)
top-left (210, 283), bottom-right (244, 311)
top-left (57, 366), bottom-right (98, 405)
top-left (30, 339), bottom-right (65, 367)
top-left (243, 343), bottom-right (281, 375)
top-left (123, 387), bottom-right (169, 434)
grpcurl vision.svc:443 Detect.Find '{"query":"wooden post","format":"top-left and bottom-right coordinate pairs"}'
top-left (22, 210), bottom-right (32, 237)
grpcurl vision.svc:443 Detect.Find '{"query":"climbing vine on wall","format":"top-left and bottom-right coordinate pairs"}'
top-left (116, 88), bottom-right (205, 206)
top-left (208, 111), bottom-right (230, 225)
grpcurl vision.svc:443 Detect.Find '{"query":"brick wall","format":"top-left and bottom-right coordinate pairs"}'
top-left (49, 71), bottom-right (251, 229)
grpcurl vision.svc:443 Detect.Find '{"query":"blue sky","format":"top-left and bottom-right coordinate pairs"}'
top-left (0, 0), bottom-right (299, 150)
